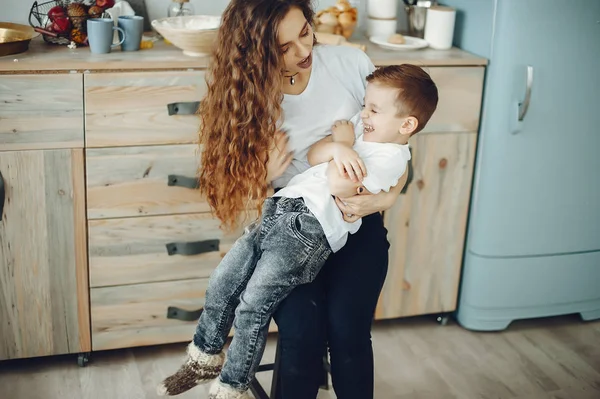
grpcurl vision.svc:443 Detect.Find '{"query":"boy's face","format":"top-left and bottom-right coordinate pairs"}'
top-left (360, 82), bottom-right (415, 144)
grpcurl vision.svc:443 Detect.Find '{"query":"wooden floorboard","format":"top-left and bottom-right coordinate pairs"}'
top-left (0, 315), bottom-right (599, 399)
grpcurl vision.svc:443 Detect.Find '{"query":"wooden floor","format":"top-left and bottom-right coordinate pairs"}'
top-left (1, 315), bottom-right (599, 399)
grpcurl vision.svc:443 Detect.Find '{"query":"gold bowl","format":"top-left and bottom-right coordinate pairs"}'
top-left (0, 22), bottom-right (40, 57)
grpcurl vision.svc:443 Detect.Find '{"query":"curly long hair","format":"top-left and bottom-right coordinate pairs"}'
top-left (198, 0), bottom-right (315, 230)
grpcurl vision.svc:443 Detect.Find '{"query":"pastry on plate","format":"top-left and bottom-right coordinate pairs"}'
top-left (388, 33), bottom-right (406, 45)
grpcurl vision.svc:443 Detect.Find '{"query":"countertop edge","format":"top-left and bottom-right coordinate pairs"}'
top-left (0, 37), bottom-right (487, 73)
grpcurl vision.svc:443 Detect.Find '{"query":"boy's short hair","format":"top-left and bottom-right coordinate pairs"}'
top-left (366, 64), bottom-right (439, 134)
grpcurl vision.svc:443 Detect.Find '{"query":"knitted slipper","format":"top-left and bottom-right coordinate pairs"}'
top-left (208, 380), bottom-right (252, 399)
top-left (156, 342), bottom-right (224, 396)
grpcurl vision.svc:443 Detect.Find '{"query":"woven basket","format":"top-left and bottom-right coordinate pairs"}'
top-left (29, 0), bottom-right (106, 45)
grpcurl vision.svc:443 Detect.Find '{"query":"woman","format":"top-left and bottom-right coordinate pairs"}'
top-left (189, 1), bottom-right (405, 398)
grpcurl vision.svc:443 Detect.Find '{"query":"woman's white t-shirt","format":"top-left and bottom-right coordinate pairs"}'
top-left (272, 44), bottom-right (376, 189)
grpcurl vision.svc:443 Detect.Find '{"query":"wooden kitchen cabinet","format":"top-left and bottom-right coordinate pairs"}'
top-left (0, 38), bottom-right (486, 357)
top-left (377, 132), bottom-right (478, 320)
top-left (373, 63), bottom-right (484, 320)
top-left (0, 149), bottom-right (90, 360)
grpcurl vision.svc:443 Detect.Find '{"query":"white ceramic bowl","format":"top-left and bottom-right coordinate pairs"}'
top-left (151, 15), bottom-right (221, 57)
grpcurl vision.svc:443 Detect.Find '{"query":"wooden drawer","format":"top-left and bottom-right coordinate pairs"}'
top-left (84, 71), bottom-right (206, 147)
top-left (91, 278), bottom-right (208, 350)
top-left (0, 75), bottom-right (84, 151)
top-left (86, 144), bottom-right (209, 219)
top-left (90, 278), bottom-right (277, 351)
top-left (88, 213), bottom-right (253, 288)
top-left (422, 67), bottom-right (484, 134)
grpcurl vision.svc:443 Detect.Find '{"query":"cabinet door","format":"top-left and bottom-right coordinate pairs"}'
top-left (0, 149), bottom-right (90, 360)
top-left (376, 132), bottom-right (477, 319)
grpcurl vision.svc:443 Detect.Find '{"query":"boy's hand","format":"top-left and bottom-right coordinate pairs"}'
top-left (331, 120), bottom-right (356, 145)
top-left (332, 143), bottom-right (367, 182)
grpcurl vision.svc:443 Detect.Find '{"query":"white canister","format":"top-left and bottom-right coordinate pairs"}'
top-left (423, 5), bottom-right (456, 50)
top-left (367, 0), bottom-right (397, 20)
top-left (366, 17), bottom-right (397, 38)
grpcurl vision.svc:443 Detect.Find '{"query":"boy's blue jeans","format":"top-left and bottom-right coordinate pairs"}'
top-left (191, 197), bottom-right (332, 391)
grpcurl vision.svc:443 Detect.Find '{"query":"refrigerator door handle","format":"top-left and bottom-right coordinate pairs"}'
top-left (518, 65), bottom-right (533, 121)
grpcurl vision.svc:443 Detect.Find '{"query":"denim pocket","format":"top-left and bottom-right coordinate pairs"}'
top-left (289, 213), bottom-right (330, 285)
top-left (290, 213), bottom-right (323, 250)
top-left (295, 242), bottom-right (330, 285)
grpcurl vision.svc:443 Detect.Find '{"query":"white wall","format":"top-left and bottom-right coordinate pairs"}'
top-left (0, 0), bottom-right (339, 25)
top-left (1, 0), bottom-right (413, 38)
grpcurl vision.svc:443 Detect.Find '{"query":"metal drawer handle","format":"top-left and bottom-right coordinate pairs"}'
top-left (166, 239), bottom-right (220, 256)
top-left (166, 306), bottom-right (203, 321)
top-left (168, 174), bottom-right (200, 189)
top-left (518, 65), bottom-right (533, 121)
top-left (0, 170), bottom-right (5, 218)
top-left (167, 101), bottom-right (201, 116)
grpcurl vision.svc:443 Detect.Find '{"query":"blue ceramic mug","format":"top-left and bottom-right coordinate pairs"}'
top-left (118, 15), bottom-right (144, 51)
top-left (87, 18), bottom-right (125, 54)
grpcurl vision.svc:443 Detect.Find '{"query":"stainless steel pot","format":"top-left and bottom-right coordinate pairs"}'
top-left (405, 0), bottom-right (437, 38)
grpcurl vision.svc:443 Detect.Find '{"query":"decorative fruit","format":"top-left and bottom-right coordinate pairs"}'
top-left (51, 17), bottom-right (72, 34)
top-left (48, 5), bottom-right (67, 21)
top-left (88, 5), bottom-right (104, 18)
top-left (67, 1), bottom-right (89, 31)
top-left (70, 28), bottom-right (88, 45)
top-left (96, 0), bottom-right (115, 9)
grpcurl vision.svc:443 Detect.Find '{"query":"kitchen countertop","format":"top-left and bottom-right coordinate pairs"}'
top-left (0, 35), bottom-right (487, 73)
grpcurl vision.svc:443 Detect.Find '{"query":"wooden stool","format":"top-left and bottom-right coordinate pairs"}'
top-left (249, 337), bottom-right (330, 399)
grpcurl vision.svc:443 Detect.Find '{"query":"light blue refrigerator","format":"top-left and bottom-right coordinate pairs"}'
top-left (446, 0), bottom-right (600, 331)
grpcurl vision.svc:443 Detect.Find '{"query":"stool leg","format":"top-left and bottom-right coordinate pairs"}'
top-left (319, 353), bottom-right (330, 390)
top-left (252, 338), bottom-right (330, 398)
top-left (269, 337), bottom-right (283, 399)
top-left (249, 379), bottom-right (269, 399)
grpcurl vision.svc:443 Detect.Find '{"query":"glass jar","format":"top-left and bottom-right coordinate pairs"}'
top-left (168, 0), bottom-right (195, 18)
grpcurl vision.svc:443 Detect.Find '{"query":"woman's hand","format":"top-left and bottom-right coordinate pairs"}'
top-left (334, 169), bottom-right (409, 222)
top-left (332, 143), bottom-right (367, 182)
top-left (334, 194), bottom-right (386, 223)
top-left (266, 131), bottom-right (293, 184)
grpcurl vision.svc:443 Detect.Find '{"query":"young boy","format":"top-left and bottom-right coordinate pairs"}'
top-left (158, 64), bottom-right (438, 399)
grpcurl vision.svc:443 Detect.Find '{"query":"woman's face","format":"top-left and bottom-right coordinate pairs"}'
top-left (277, 7), bottom-right (314, 76)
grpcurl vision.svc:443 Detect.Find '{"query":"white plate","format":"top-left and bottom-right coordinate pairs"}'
top-left (369, 35), bottom-right (428, 51)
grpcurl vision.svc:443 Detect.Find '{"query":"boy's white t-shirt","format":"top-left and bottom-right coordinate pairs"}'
top-left (273, 44), bottom-right (376, 189)
top-left (274, 113), bottom-right (411, 252)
